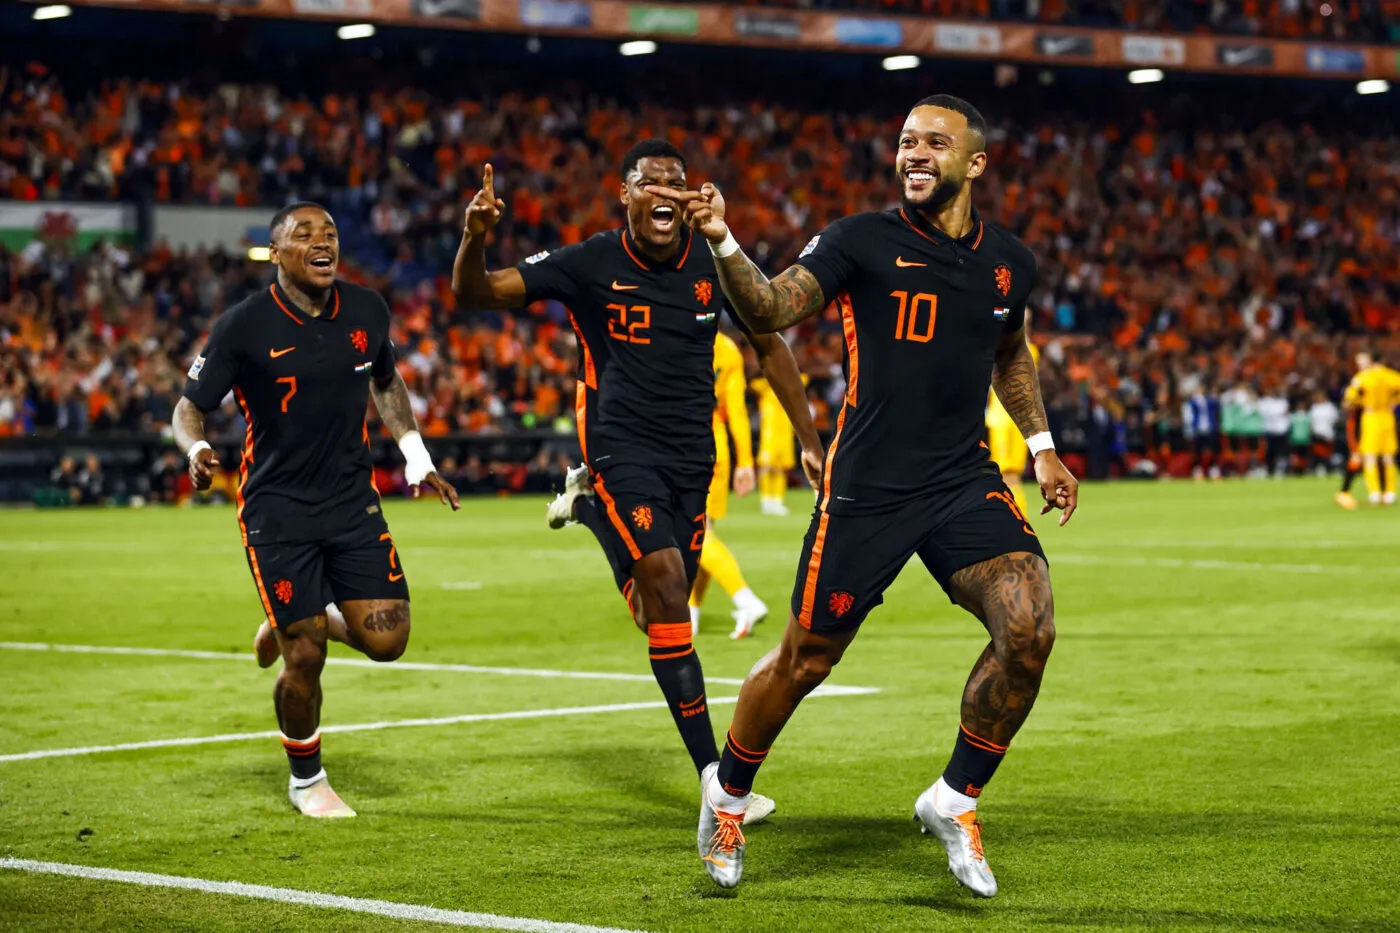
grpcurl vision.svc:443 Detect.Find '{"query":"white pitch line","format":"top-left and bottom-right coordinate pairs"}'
top-left (0, 686), bottom-right (875, 765)
top-left (0, 858), bottom-right (648, 933)
top-left (441, 581), bottom-right (484, 590)
top-left (1051, 554), bottom-right (1376, 576)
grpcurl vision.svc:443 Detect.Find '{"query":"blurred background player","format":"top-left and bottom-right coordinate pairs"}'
top-left (1343, 351), bottom-right (1400, 505)
top-left (985, 335), bottom-right (1041, 514)
top-left (752, 362), bottom-right (807, 516)
top-left (688, 329), bottom-right (771, 640)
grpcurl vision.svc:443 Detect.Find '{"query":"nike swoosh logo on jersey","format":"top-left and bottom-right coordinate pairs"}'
top-left (895, 257), bottom-right (927, 268)
top-left (269, 347), bottom-right (296, 358)
top-left (389, 572), bottom-right (405, 583)
top-left (611, 281), bottom-right (640, 290)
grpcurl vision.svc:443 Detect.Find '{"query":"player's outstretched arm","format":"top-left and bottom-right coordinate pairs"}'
top-left (750, 332), bottom-right (825, 488)
top-left (172, 396), bottom-right (220, 491)
top-left (645, 183), bottom-right (826, 334)
top-left (371, 371), bottom-right (460, 511)
top-left (992, 324), bottom-right (1077, 525)
top-left (452, 163), bottom-right (529, 310)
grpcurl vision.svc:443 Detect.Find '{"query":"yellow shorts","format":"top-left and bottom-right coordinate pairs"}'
top-left (988, 421), bottom-right (1026, 475)
top-left (1358, 413), bottom-right (1398, 457)
top-left (757, 436), bottom-right (795, 470)
top-left (707, 455), bottom-right (730, 520)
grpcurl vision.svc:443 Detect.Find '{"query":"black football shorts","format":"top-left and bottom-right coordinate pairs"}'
top-left (588, 461), bottom-right (710, 593)
top-left (790, 472), bottom-right (1047, 635)
top-left (245, 519), bottom-right (410, 628)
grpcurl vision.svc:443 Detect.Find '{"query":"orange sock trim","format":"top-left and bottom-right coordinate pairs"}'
top-left (647, 622), bottom-right (693, 649)
top-left (959, 724), bottom-right (1009, 755)
top-left (281, 732), bottom-right (322, 757)
top-left (724, 730), bottom-right (769, 764)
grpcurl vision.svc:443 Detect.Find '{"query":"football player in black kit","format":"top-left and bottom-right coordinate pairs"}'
top-left (652, 95), bottom-right (1079, 895)
top-left (451, 143), bottom-right (823, 826)
top-left (174, 203), bottom-right (459, 818)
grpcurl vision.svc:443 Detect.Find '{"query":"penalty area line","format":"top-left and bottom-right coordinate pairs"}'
top-left (0, 685), bottom-right (875, 764)
top-left (0, 858), bottom-right (649, 933)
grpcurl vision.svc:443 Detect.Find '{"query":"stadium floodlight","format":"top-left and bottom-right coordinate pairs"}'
top-left (882, 55), bottom-right (920, 72)
top-left (337, 23), bottom-right (376, 40)
top-left (33, 5), bottom-right (72, 19)
top-left (619, 40), bottom-right (657, 57)
top-left (247, 247), bottom-right (271, 262)
top-left (1127, 68), bottom-right (1164, 84)
top-left (1356, 79), bottom-right (1390, 95)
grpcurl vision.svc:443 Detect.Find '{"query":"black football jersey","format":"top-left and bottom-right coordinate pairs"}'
top-left (518, 227), bottom-right (740, 474)
top-left (182, 281), bottom-right (397, 543)
top-left (795, 206), bottom-right (1038, 515)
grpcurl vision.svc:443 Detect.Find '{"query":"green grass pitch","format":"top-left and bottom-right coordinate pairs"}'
top-left (1, 478), bottom-right (1398, 932)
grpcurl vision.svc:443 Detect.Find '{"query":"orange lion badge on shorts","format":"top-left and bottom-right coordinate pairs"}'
top-left (273, 579), bottom-right (294, 604)
top-left (631, 505), bottom-right (654, 531)
top-left (828, 591), bottom-right (855, 619)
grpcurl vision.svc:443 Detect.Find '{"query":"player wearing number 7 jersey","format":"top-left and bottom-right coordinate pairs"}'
top-left (173, 202), bottom-right (460, 820)
top-left (650, 95), bottom-right (1079, 896)
top-left (451, 142), bottom-right (822, 826)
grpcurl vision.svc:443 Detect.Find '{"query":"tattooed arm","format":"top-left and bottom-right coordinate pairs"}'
top-left (172, 396), bottom-right (220, 490)
top-left (371, 368), bottom-right (460, 510)
top-left (646, 182), bottom-right (828, 334)
top-left (370, 369), bottom-right (419, 443)
top-left (990, 323), bottom-right (1049, 439)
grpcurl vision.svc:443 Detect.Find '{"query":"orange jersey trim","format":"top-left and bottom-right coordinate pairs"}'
top-left (797, 511), bottom-right (832, 630)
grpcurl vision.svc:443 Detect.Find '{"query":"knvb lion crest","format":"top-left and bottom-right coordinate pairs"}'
top-left (273, 579), bottom-right (294, 604)
top-left (631, 505), bottom-right (654, 531)
top-left (994, 264), bottom-right (1013, 297)
top-left (694, 279), bottom-right (714, 307)
top-left (350, 329), bottom-right (369, 353)
top-left (828, 591), bottom-right (855, 619)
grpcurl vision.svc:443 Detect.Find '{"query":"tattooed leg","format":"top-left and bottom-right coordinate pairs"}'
top-left (339, 599), bottom-right (411, 663)
top-left (948, 551), bottom-right (1056, 748)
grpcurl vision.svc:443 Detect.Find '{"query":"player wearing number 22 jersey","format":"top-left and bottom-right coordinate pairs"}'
top-left (451, 141), bottom-right (821, 826)
top-left (651, 95), bottom-right (1079, 897)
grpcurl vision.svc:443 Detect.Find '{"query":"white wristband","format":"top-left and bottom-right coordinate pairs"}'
top-left (187, 440), bottom-right (212, 460)
top-left (707, 229), bottom-right (740, 259)
top-left (1026, 431), bottom-right (1055, 456)
top-left (398, 431), bottom-right (436, 486)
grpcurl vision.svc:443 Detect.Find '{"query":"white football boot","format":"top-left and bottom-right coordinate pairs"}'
top-left (729, 596), bottom-right (768, 640)
top-left (743, 792), bottom-right (776, 826)
top-left (914, 782), bottom-right (997, 897)
top-left (288, 771), bottom-right (356, 818)
top-left (547, 464), bottom-right (592, 529)
top-left (697, 762), bottom-right (745, 888)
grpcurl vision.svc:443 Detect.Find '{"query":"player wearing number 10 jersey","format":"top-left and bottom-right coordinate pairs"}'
top-left (451, 142), bottom-right (821, 824)
top-left (653, 95), bottom-right (1079, 896)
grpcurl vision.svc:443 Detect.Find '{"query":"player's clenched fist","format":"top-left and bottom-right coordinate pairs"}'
top-left (644, 182), bottom-right (729, 243)
top-left (465, 163), bottom-right (506, 235)
top-left (188, 446), bottom-right (220, 491)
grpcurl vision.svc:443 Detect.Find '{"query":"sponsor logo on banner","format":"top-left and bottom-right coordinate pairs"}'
top-left (1305, 46), bottom-right (1365, 73)
top-left (833, 17), bottom-right (903, 48)
top-left (411, 0), bottom-right (482, 19)
top-left (1121, 35), bottom-right (1185, 65)
top-left (519, 0), bottom-right (591, 28)
top-left (1216, 44), bottom-right (1274, 68)
top-left (291, 0), bottom-right (374, 13)
top-left (934, 24), bottom-right (1001, 54)
top-left (1035, 33), bottom-right (1094, 57)
top-left (629, 6), bottom-right (698, 35)
top-left (734, 12), bottom-right (801, 41)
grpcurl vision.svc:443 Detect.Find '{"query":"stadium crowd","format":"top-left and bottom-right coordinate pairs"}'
top-left (3, 57), bottom-right (1399, 487)
top-left (724, 0), bottom-right (1399, 44)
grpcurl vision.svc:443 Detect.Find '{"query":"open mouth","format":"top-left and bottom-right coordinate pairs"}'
top-left (904, 169), bottom-right (936, 191)
top-left (650, 205), bottom-right (676, 233)
top-left (309, 256), bottom-right (335, 271)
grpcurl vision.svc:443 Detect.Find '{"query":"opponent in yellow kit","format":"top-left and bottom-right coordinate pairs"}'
top-left (985, 339), bottom-right (1041, 514)
top-left (689, 332), bottom-right (769, 638)
top-left (1343, 352), bottom-right (1400, 505)
top-left (751, 373), bottom-right (807, 516)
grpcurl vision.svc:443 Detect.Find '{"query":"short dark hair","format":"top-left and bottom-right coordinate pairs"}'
top-left (911, 94), bottom-right (987, 151)
top-left (269, 201), bottom-right (331, 242)
top-left (620, 140), bottom-right (686, 181)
